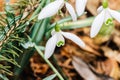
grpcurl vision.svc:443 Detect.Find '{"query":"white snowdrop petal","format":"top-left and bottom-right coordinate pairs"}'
top-left (56, 32), bottom-right (65, 47)
top-left (51, 29), bottom-right (56, 36)
top-left (61, 32), bottom-right (85, 48)
top-left (97, 6), bottom-right (103, 14)
top-left (90, 10), bottom-right (105, 38)
top-left (104, 9), bottom-right (112, 22)
top-left (44, 34), bottom-right (57, 59)
top-left (56, 32), bottom-right (65, 42)
top-left (108, 9), bottom-right (120, 22)
top-left (65, 2), bottom-right (77, 21)
top-left (75, 0), bottom-right (87, 16)
top-left (38, 0), bottom-right (64, 20)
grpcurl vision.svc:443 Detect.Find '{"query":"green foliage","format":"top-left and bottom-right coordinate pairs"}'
top-left (0, 0), bottom-right (116, 80)
top-left (0, 4), bottom-right (27, 77)
top-left (0, 74), bottom-right (9, 80)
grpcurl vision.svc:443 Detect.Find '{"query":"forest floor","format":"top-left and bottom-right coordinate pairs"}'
top-left (1, 0), bottom-right (120, 80)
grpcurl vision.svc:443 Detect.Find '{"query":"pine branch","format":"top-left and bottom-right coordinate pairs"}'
top-left (0, 21), bottom-right (19, 50)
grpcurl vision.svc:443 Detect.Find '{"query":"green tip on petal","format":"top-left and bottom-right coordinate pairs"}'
top-left (102, 0), bottom-right (108, 8)
top-left (105, 18), bottom-right (113, 25)
top-left (57, 41), bottom-right (65, 47)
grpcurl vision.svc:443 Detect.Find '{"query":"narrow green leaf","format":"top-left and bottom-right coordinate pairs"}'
top-left (0, 55), bottom-right (20, 67)
top-left (60, 17), bottom-right (94, 30)
top-left (4, 49), bottom-right (19, 57)
top-left (11, 45), bottom-right (23, 53)
top-left (32, 18), bottom-right (50, 44)
top-left (0, 64), bottom-right (12, 75)
top-left (31, 21), bottom-right (42, 40)
top-left (0, 74), bottom-right (9, 80)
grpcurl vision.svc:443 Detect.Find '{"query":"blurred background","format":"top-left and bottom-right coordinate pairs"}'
top-left (0, 0), bottom-right (120, 80)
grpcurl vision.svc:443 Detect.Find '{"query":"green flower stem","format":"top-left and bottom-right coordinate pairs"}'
top-left (34, 44), bottom-right (64, 80)
top-left (46, 17), bottom-right (94, 39)
top-left (102, 0), bottom-right (108, 8)
top-left (51, 55), bottom-right (68, 80)
top-left (14, 0), bottom-right (47, 78)
top-left (32, 18), bottom-right (50, 44)
top-left (48, 16), bottom-right (72, 30)
top-left (48, 17), bottom-right (94, 31)
top-left (31, 21), bottom-right (42, 41)
top-left (14, 19), bottom-right (49, 79)
top-left (60, 17), bottom-right (94, 29)
top-left (14, 48), bottom-right (34, 79)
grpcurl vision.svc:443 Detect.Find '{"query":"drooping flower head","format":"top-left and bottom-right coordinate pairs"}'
top-left (44, 25), bottom-right (85, 59)
top-left (90, 0), bottom-right (120, 38)
top-left (38, 0), bottom-right (87, 21)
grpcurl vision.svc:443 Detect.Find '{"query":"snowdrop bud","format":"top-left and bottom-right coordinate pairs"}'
top-left (102, 0), bottom-right (108, 8)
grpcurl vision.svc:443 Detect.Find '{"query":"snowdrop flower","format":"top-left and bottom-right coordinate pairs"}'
top-left (45, 28), bottom-right (85, 59)
top-left (38, 0), bottom-right (87, 21)
top-left (90, 4), bottom-right (120, 38)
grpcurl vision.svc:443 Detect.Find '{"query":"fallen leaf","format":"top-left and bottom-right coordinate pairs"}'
top-left (86, 0), bottom-right (100, 15)
top-left (72, 56), bottom-right (99, 80)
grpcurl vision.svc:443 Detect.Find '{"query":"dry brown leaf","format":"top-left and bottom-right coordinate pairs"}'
top-left (108, 59), bottom-right (120, 79)
top-left (96, 59), bottom-right (120, 80)
top-left (60, 43), bottom-right (97, 63)
top-left (59, 58), bottom-right (74, 69)
top-left (113, 33), bottom-right (120, 49)
top-left (83, 44), bottom-right (101, 56)
top-left (82, 36), bottom-right (101, 56)
top-left (101, 47), bottom-right (120, 63)
top-left (0, 0), bottom-right (5, 11)
top-left (10, 0), bottom-right (17, 3)
top-left (82, 36), bottom-right (99, 50)
top-left (100, 47), bottom-right (120, 79)
top-left (72, 56), bottom-right (99, 80)
top-left (86, 0), bottom-right (100, 15)
top-left (108, 0), bottom-right (120, 10)
top-left (62, 68), bottom-right (76, 80)
top-left (30, 58), bottom-right (49, 74)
